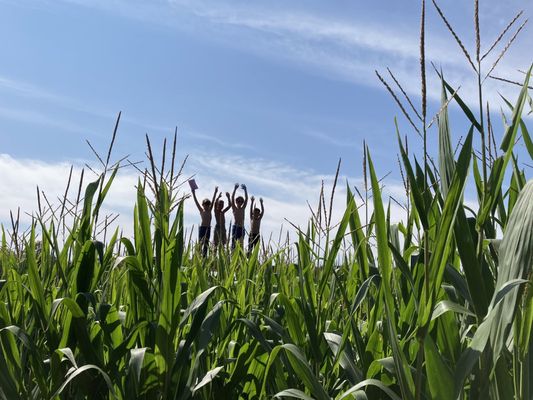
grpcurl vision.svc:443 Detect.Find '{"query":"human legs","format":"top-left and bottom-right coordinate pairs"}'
top-left (214, 224), bottom-right (227, 247)
top-left (248, 233), bottom-right (260, 254)
top-left (231, 225), bottom-right (244, 250)
top-left (198, 226), bottom-right (211, 256)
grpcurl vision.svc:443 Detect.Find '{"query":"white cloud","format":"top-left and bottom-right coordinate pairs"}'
top-left (0, 150), bottom-right (408, 249)
top-left (0, 154), bottom-right (137, 240)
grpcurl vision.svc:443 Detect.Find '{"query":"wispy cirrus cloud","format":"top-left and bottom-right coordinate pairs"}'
top-left (0, 105), bottom-right (92, 135)
top-left (186, 132), bottom-right (254, 151)
top-left (0, 71), bottom-right (258, 153)
top-left (5, 0), bottom-right (531, 121)
top-left (35, 0), bottom-right (531, 111)
top-left (0, 76), bottom-right (69, 103)
top-left (301, 129), bottom-right (361, 149)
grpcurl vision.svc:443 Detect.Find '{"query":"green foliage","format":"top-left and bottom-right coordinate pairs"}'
top-left (0, 7), bottom-right (532, 400)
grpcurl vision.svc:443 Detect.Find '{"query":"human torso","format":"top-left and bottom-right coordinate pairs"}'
top-left (233, 207), bottom-right (245, 227)
top-left (250, 215), bottom-right (261, 234)
top-left (215, 209), bottom-right (226, 226)
top-left (200, 210), bottom-right (212, 227)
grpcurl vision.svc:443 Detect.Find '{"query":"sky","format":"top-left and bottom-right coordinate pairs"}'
top-left (0, 0), bottom-right (531, 244)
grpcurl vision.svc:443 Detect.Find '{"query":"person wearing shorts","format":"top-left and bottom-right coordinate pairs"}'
top-left (214, 193), bottom-right (231, 248)
top-left (248, 196), bottom-right (264, 255)
top-left (192, 185), bottom-right (218, 256)
top-left (229, 183), bottom-right (248, 250)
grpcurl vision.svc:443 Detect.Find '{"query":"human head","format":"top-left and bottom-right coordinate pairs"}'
top-left (253, 207), bottom-right (261, 217)
top-left (216, 199), bottom-right (224, 210)
top-left (202, 198), bottom-right (211, 210)
top-left (236, 196), bottom-right (244, 206)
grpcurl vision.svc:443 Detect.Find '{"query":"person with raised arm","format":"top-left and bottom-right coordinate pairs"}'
top-left (213, 191), bottom-right (232, 248)
top-left (230, 183), bottom-right (248, 249)
top-left (191, 185), bottom-right (218, 256)
top-left (248, 196), bottom-right (264, 254)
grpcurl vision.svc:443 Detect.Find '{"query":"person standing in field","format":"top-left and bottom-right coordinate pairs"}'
top-left (213, 192), bottom-right (231, 248)
top-left (191, 185), bottom-right (218, 256)
top-left (229, 183), bottom-right (248, 249)
top-left (248, 196), bottom-right (264, 254)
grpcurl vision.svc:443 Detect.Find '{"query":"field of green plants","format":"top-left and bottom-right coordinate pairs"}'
top-left (1, 1), bottom-right (533, 399)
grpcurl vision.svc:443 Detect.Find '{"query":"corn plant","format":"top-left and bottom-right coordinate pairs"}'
top-left (1, 1), bottom-right (532, 399)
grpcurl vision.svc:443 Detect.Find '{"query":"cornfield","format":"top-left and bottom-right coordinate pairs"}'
top-left (1, 1), bottom-right (532, 399)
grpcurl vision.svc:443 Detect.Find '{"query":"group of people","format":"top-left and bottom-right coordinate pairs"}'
top-left (191, 183), bottom-right (264, 256)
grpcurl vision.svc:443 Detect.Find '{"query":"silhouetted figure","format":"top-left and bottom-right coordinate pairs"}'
top-left (248, 196), bottom-right (264, 254)
top-left (192, 185), bottom-right (218, 256)
top-left (214, 192), bottom-right (231, 248)
top-left (230, 183), bottom-right (248, 249)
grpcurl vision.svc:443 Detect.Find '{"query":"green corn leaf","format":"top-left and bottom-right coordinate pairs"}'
top-left (74, 240), bottom-right (96, 294)
top-left (367, 147), bottom-right (415, 399)
top-left (347, 184), bottom-right (369, 279)
top-left (419, 129), bottom-right (473, 327)
top-left (484, 180), bottom-right (533, 362)
top-left (324, 332), bottom-right (363, 385)
top-left (441, 77), bottom-right (482, 133)
top-left (25, 226), bottom-right (47, 316)
top-left (519, 119), bottom-right (533, 160)
top-left (281, 344), bottom-right (330, 400)
top-left (192, 366), bottom-right (224, 394)
top-left (424, 335), bottom-right (454, 400)
top-left (479, 68), bottom-right (531, 226)
top-left (350, 274), bottom-right (381, 315)
top-left (338, 378), bottom-right (402, 400)
top-left (397, 122), bottom-right (429, 230)
top-left (438, 76), bottom-right (455, 197)
top-left (94, 165), bottom-right (119, 217)
top-left (432, 300), bottom-right (476, 321)
top-left (128, 347), bottom-right (148, 396)
top-left (275, 389), bottom-right (316, 399)
top-left (51, 364), bottom-right (117, 399)
top-left (56, 347), bottom-right (78, 368)
top-left (51, 297), bottom-right (85, 319)
top-left (453, 207), bottom-right (488, 317)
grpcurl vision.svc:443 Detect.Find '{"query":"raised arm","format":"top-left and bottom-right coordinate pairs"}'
top-left (223, 192), bottom-right (232, 213)
top-left (259, 197), bottom-right (264, 218)
top-left (231, 184), bottom-right (238, 208)
top-left (209, 186), bottom-right (218, 210)
top-left (191, 189), bottom-right (202, 212)
top-left (242, 184), bottom-right (249, 207)
top-left (250, 196), bottom-right (255, 218)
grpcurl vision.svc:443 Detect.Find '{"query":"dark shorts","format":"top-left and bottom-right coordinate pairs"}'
top-left (231, 225), bottom-right (244, 249)
top-left (199, 226), bottom-right (211, 256)
top-left (232, 225), bottom-right (244, 239)
top-left (199, 226), bottom-right (211, 242)
top-left (214, 224), bottom-right (226, 245)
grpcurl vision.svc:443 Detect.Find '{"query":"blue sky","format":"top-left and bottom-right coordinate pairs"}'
top-left (0, 0), bottom-right (531, 240)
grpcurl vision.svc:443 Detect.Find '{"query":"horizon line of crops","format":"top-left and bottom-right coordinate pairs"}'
top-left (1, 0), bottom-right (533, 399)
